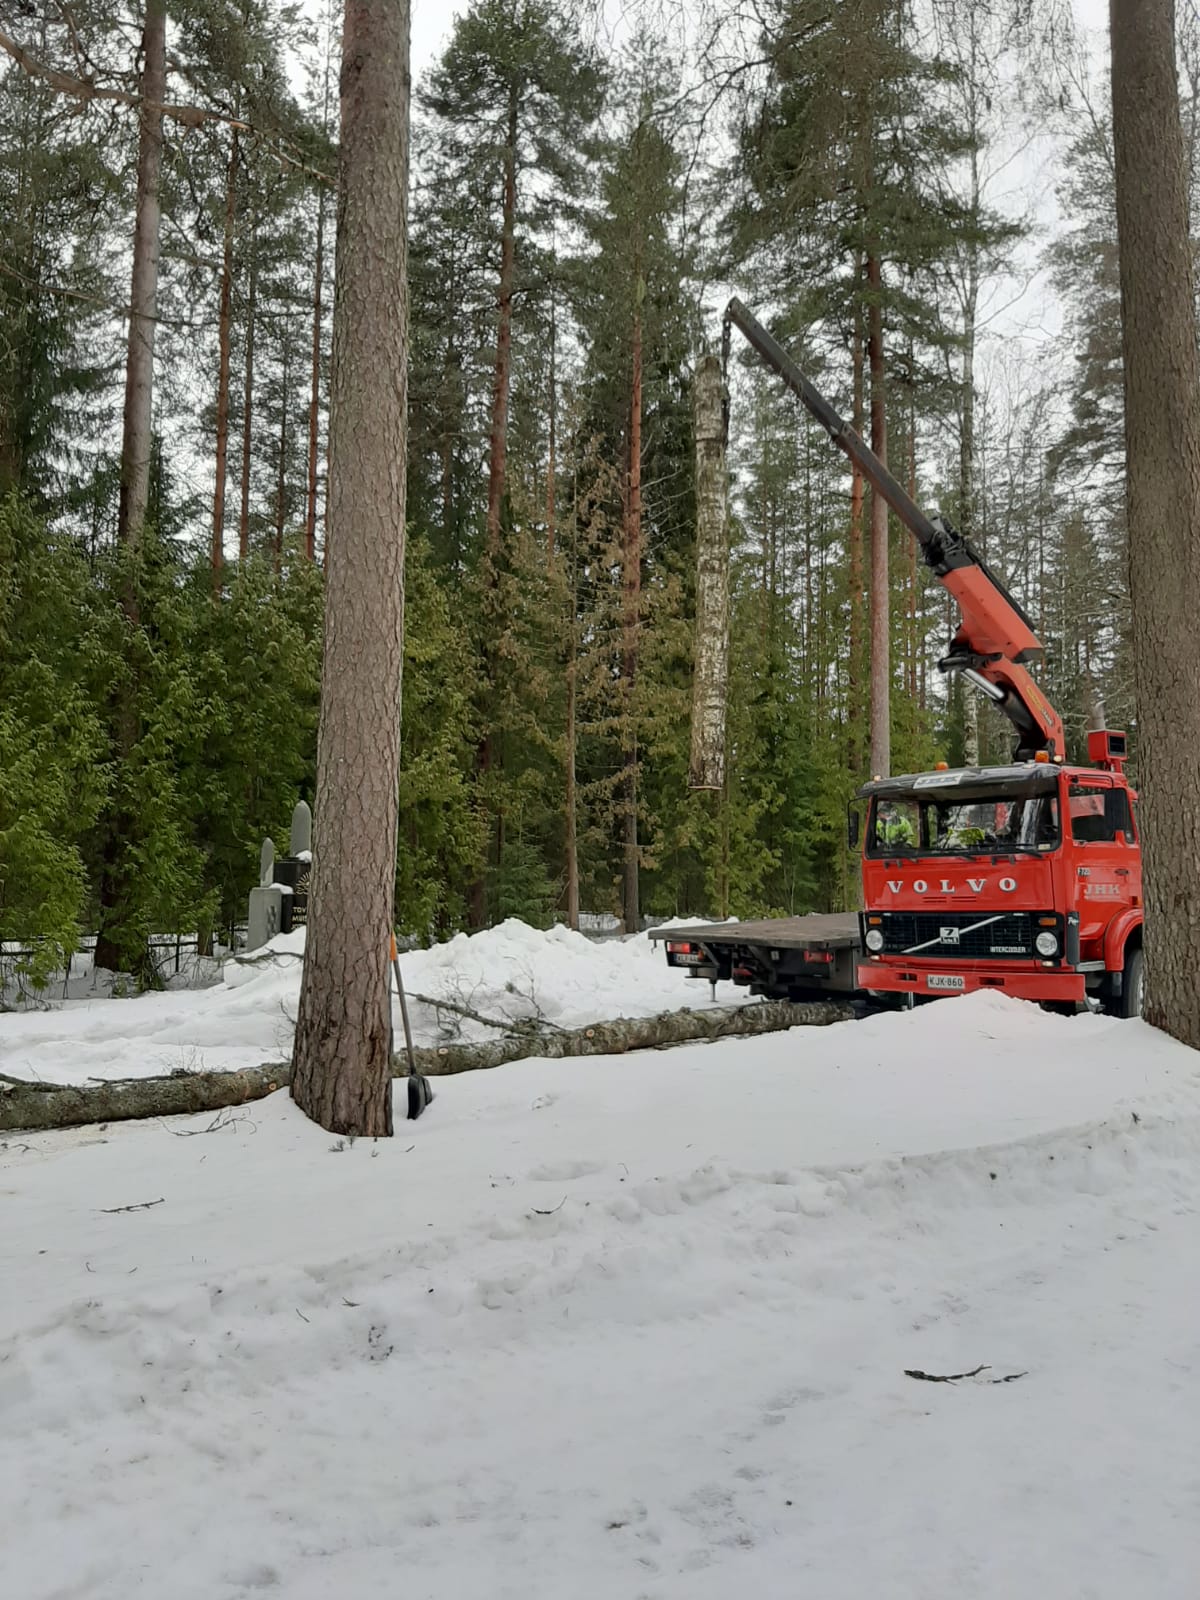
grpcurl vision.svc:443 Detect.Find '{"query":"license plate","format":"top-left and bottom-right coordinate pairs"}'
top-left (927, 974), bottom-right (966, 991)
top-left (672, 952), bottom-right (706, 966)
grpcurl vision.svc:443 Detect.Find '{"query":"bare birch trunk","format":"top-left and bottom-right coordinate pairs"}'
top-left (291, 0), bottom-right (411, 1136)
top-left (689, 351), bottom-right (730, 790)
top-left (546, 283), bottom-right (557, 560)
top-left (116, 0), bottom-right (165, 557)
top-left (565, 646), bottom-right (579, 930)
top-left (622, 301), bottom-right (643, 932)
top-left (305, 188), bottom-right (325, 561)
top-left (212, 127), bottom-right (237, 582)
top-left (275, 326), bottom-right (290, 568)
top-left (486, 98), bottom-right (518, 563)
top-left (94, 0), bottom-right (166, 979)
top-left (239, 250), bottom-right (257, 560)
top-left (866, 251), bottom-right (890, 777)
top-left (1111, 0), bottom-right (1200, 1046)
top-left (848, 285), bottom-right (865, 773)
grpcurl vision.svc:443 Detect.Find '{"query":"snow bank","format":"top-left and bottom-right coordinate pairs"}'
top-left (3, 994), bottom-right (1200, 1597)
top-left (0, 918), bottom-right (741, 1086)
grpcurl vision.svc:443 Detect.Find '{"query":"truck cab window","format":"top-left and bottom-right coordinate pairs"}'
top-left (1069, 784), bottom-right (1120, 844)
top-left (1106, 787), bottom-right (1134, 841)
top-left (870, 799), bottom-right (919, 852)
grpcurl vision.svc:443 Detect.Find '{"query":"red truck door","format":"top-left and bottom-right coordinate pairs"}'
top-left (1065, 778), bottom-right (1140, 958)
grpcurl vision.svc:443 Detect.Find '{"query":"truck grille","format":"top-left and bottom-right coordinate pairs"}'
top-left (878, 911), bottom-right (1035, 961)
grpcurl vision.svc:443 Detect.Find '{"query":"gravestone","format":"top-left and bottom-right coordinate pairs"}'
top-left (245, 802), bottom-right (313, 951)
top-left (272, 800), bottom-right (312, 931)
top-left (247, 837), bottom-right (283, 950)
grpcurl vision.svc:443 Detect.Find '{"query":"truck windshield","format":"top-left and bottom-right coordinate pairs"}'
top-left (869, 793), bottom-right (1060, 855)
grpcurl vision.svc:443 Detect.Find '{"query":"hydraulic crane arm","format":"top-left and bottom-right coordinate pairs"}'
top-left (723, 298), bottom-right (1065, 761)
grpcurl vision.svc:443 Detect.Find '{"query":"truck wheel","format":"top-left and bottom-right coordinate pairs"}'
top-left (1120, 947), bottom-right (1144, 1019)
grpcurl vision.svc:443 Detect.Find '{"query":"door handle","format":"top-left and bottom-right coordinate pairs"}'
top-left (1115, 868), bottom-right (1130, 877)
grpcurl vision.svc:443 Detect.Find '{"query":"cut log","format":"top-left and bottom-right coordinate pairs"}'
top-left (0, 999), bottom-right (851, 1133)
top-left (689, 350), bottom-right (731, 790)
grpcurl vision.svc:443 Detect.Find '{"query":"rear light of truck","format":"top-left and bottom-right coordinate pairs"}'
top-left (665, 942), bottom-right (696, 954)
top-left (803, 949), bottom-right (834, 963)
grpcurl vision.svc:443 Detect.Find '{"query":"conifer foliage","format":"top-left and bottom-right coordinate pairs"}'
top-left (0, 0), bottom-right (1173, 990)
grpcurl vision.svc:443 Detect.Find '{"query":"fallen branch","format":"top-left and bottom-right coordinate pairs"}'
top-left (904, 1365), bottom-right (988, 1383)
top-left (904, 1365), bottom-right (1029, 1386)
top-left (99, 1196), bottom-right (165, 1214)
top-left (0, 998), bottom-right (850, 1133)
top-left (407, 989), bottom-right (551, 1037)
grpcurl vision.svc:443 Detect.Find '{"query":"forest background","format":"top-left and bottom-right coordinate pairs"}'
top-left (0, 0), bottom-right (1172, 983)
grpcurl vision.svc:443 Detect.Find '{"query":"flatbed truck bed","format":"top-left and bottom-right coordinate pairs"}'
top-left (649, 914), bottom-right (863, 1002)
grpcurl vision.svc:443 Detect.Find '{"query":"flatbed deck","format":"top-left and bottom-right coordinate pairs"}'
top-left (650, 913), bottom-right (863, 1001)
top-left (649, 914), bottom-right (860, 950)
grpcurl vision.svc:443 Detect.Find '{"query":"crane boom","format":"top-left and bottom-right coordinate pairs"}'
top-left (723, 298), bottom-right (1065, 761)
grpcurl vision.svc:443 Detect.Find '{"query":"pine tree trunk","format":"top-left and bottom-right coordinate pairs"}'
top-left (239, 250), bottom-right (257, 560)
top-left (471, 94), bottom-right (520, 930)
top-left (291, 0), bottom-right (411, 1136)
top-left (622, 302), bottom-right (643, 933)
top-left (305, 188), bottom-right (325, 561)
top-left (1111, 0), bottom-right (1200, 1046)
top-left (689, 351), bottom-right (730, 790)
top-left (866, 250), bottom-right (890, 777)
top-left (116, 0), bottom-right (165, 557)
top-left (212, 128), bottom-right (238, 583)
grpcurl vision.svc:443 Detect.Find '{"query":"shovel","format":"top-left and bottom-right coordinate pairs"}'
top-left (390, 932), bottom-right (432, 1120)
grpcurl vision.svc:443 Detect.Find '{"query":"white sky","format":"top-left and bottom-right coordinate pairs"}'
top-left (412, 2), bottom-right (463, 80)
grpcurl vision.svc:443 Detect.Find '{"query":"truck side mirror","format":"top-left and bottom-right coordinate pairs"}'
top-left (847, 806), bottom-right (860, 850)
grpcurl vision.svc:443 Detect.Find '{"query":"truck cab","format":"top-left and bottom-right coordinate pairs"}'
top-left (857, 736), bottom-right (1143, 1014)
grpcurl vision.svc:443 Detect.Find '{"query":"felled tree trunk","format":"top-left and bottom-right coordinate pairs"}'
top-left (689, 350), bottom-right (730, 790)
top-left (1, 999), bottom-right (852, 1133)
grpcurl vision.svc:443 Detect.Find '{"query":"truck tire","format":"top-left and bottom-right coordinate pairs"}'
top-left (1120, 947), bottom-right (1144, 1019)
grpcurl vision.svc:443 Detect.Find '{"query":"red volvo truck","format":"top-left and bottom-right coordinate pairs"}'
top-left (651, 300), bottom-right (1144, 1017)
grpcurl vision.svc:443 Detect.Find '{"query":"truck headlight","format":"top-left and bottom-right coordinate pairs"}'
top-left (865, 928), bottom-right (884, 952)
top-left (1035, 931), bottom-right (1059, 956)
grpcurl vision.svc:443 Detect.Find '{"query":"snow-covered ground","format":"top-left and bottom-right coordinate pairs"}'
top-left (3, 987), bottom-right (1199, 1599)
top-left (0, 918), bottom-right (738, 1086)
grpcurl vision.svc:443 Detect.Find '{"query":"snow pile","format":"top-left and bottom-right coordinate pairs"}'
top-left (0, 918), bottom-right (740, 1086)
top-left (3, 993), bottom-right (1200, 1599)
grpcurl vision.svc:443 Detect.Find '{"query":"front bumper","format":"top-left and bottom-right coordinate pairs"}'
top-left (857, 957), bottom-right (1086, 1004)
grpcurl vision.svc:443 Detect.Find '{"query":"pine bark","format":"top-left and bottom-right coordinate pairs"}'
top-left (866, 250), bottom-right (890, 777)
top-left (291, 0), bottom-right (411, 1136)
top-left (116, 0), bottom-right (165, 556)
top-left (212, 128), bottom-right (238, 581)
top-left (1111, 0), bottom-right (1200, 1046)
top-left (689, 351), bottom-right (730, 790)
